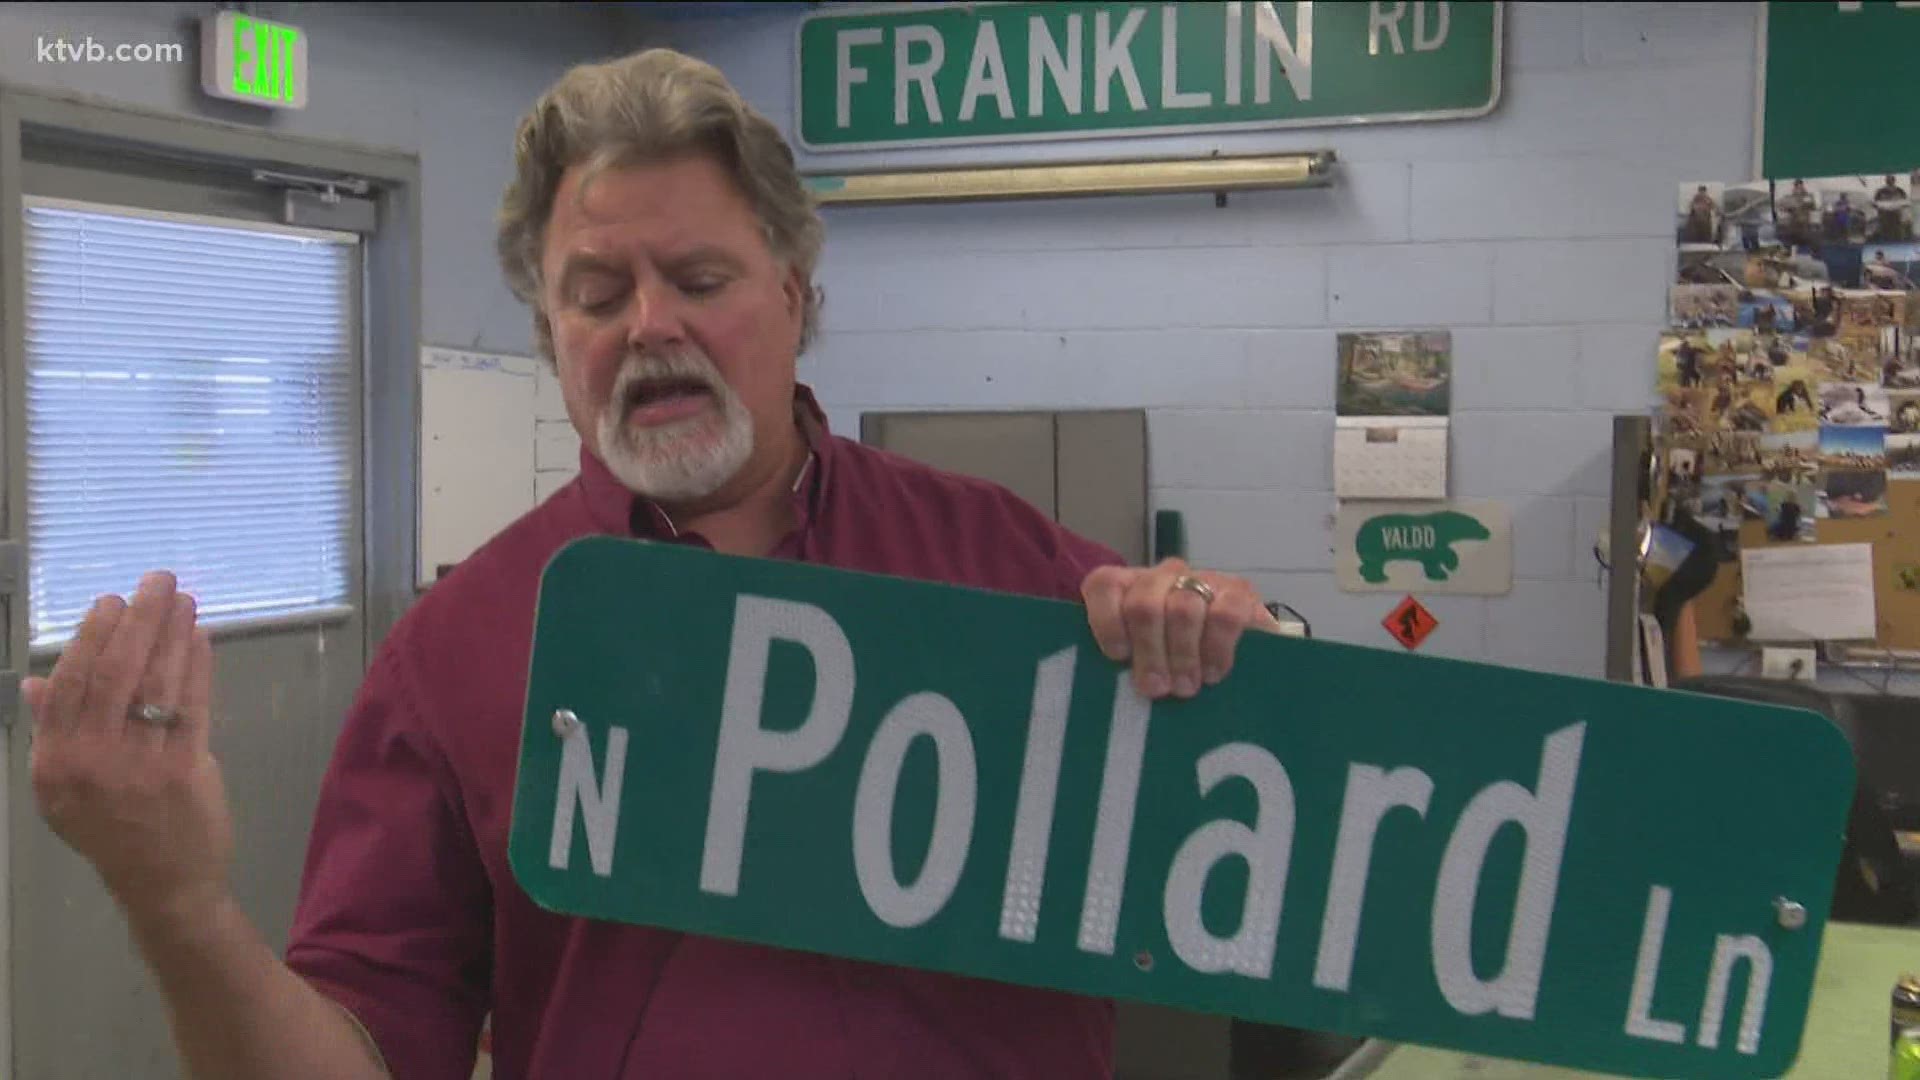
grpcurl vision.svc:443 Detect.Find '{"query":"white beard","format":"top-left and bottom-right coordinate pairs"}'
top-left (595, 347), bottom-right (754, 503)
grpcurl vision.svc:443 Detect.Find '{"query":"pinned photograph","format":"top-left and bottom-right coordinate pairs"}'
top-left (1658, 331), bottom-right (1723, 392)
top-left (1890, 433), bottom-right (1920, 480)
top-left (1807, 336), bottom-right (1876, 383)
top-left (1818, 423), bottom-right (1887, 471)
top-left (1885, 340), bottom-right (1920, 390)
top-left (1863, 244), bottom-right (1918, 290)
top-left (1841, 289), bottom-right (1906, 330)
top-left (1769, 372), bottom-right (1821, 433)
top-left (1812, 178), bottom-right (1870, 247)
top-left (1821, 468), bottom-right (1889, 519)
top-left (1658, 331), bottom-right (1819, 436)
top-left (1889, 391), bottom-right (1920, 434)
top-left (1666, 445), bottom-right (1700, 489)
top-left (1677, 183), bottom-right (1727, 247)
top-left (1718, 183), bottom-right (1779, 251)
top-left (1700, 431), bottom-right (1764, 475)
top-left (1759, 432), bottom-right (1818, 484)
top-left (1677, 248), bottom-right (1746, 287)
top-left (1661, 387), bottom-right (1707, 439)
top-left (1694, 474), bottom-right (1763, 529)
top-left (1703, 375), bottom-right (1775, 433)
top-left (1336, 331), bottom-right (1450, 417)
top-left (1792, 285), bottom-right (1843, 337)
top-left (1670, 284), bottom-right (1739, 328)
top-left (1818, 382), bottom-right (1890, 426)
top-left (1761, 480), bottom-right (1818, 543)
top-left (1738, 292), bottom-right (1798, 332)
top-left (1840, 324), bottom-right (1902, 370)
top-left (1742, 246), bottom-right (1826, 291)
top-left (1774, 178), bottom-right (1823, 250)
top-left (1868, 173), bottom-right (1914, 243)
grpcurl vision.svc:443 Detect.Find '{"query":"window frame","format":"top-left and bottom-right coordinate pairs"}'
top-left (21, 194), bottom-right (365, 657)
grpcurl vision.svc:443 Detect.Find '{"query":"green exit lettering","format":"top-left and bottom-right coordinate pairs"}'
top-left (232, 15), bottom-right (299, 103)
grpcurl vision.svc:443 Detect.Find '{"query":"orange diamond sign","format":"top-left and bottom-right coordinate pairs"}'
top-left (1384, 595), bottom-right (1438, 650)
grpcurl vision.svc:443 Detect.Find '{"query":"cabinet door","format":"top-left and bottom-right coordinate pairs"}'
top-left (859, 409), bottom-right (1147, 564)
top-left (861, 411), bottom-right (1056, 516)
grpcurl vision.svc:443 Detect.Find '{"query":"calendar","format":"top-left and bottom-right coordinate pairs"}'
top-left (1334, 417), bottom-right (1449, 500)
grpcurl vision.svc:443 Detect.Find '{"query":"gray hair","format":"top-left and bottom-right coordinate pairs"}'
top-left (496, 48), bottom-right (824, 360)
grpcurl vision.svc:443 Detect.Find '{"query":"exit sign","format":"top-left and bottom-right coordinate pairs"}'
top-left (200, 12), bottom-right (307, 110)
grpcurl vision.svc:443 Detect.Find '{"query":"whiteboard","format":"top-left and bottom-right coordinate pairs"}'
top-left (418, 345), bottom-right (539, 586)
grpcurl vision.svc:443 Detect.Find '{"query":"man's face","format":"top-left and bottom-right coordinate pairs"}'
top-left (539, 154), bottom-right (806, 504)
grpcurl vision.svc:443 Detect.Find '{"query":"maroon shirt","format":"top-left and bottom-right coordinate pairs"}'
top-left (285, 389), bottom-right (1126, 1079)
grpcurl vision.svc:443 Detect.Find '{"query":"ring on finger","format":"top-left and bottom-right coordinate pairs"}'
top-left (1171, 574), bottom-right (1216, 605)
top-left (130, 702), bottom-right (182, 729)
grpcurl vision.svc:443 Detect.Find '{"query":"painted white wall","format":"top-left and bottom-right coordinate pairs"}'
top-left (656, 2), bottom-right (1764, 681)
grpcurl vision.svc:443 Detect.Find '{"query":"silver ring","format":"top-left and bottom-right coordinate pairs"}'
top-left (132, 703), bottom-right (181, 728)
top-left (1171, 574), bottom-right (1216, 605)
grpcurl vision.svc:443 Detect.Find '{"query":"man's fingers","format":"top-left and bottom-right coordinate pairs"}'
top-left (1197, 580), bottom-right (1259, 686)
top-left (135, 593), bottom-right (197, 744)
top-left (181, 627), bottom-right (213, 753)
top-left (1121, 560), bottom-right (1185, 698)
top-left (1163, 579), bottom-right (1211, 698)
top-left (45, 595), bottom-right (126, 734)
top-left (1081, 566), bottom-right (1134, 661)
top-left (82, 572), bottom-right (177, 734)
top-left (21, 676), bottom-right (48, 730)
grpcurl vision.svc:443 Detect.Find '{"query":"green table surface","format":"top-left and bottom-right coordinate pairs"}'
top-left (1363, 921), bottom-right (1917, 1080)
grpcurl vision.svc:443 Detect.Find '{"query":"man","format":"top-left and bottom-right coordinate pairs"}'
top-left (24, 49), bottom-right (1283, 1080)
top-left (1780, 179), bottom-right (1816, 248)
top-left (1683, 184), bottom-right (1717, 244)
top-left (1866, 249), bottom-right (1911, 291)
top-left (1873, 174), bottom-right (1909, 241)
top-left (1673, 335), bottom-right (1703, 388)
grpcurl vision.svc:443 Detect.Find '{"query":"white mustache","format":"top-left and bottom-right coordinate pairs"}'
top-left (610, 349), bottom-right (723, 410)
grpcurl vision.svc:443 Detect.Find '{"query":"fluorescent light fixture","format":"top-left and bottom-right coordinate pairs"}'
top-left (804, 150), bottom-right (1336, 206)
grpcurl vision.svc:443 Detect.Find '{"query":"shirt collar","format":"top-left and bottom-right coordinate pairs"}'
top-left (575, 383), bottom-right (833, 540)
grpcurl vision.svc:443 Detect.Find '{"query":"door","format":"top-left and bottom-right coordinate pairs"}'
top-left (7, 134), bottom-right (372, 1078)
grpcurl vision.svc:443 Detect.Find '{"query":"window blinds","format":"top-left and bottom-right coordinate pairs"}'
top-left (25, 200), bottom-right (357, 647)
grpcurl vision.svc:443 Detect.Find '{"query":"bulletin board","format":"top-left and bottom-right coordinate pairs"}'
top-left (1687, 484), bottom-right (1920, 652)
top-left (1657, 169), bottom-right (1920, 653)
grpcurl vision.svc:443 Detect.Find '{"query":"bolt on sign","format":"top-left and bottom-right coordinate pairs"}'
top-left (510, 539), bottom-right (1854, 1079)
top-left (796, 1), bottom-right (1504, 151)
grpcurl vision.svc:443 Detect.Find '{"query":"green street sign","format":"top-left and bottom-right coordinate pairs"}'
top-left (796, 1), bottom-right (1504, 151)
top-left (509, 538), bottom-right (1854, 1079)
top-left (1760, 1), bottom-right (1920, 179)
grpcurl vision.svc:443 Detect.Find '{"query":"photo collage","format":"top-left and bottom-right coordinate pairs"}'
top-left (1662, 174), bottom-right (1920, 548)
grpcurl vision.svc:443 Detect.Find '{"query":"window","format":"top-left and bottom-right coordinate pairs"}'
top-left (25, 199), bottom-right (357, 648)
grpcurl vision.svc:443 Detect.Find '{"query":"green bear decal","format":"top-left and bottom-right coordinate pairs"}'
top-left (1355, 511), bottom-right (1491, 583)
